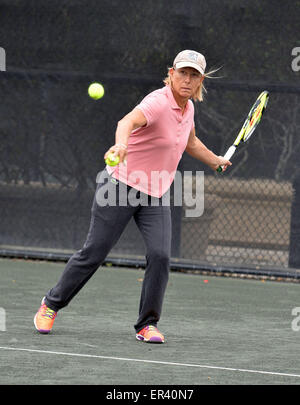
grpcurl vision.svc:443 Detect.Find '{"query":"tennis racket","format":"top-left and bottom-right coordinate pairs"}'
top-left (217, 90), bottom-right (269, 172)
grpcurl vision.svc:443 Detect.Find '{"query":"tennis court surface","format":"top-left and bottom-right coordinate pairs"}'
top-left (0, 257), bottom-right (300, 385)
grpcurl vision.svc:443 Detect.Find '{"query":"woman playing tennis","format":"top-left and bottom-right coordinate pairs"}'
top-left (34, 50), bottom-right (231, 343)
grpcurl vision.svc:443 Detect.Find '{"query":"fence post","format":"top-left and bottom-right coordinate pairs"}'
top-left (289, 173), bottom-right (300, 268)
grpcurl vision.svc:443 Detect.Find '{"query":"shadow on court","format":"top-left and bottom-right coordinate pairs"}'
top-left (0, 257), bottom-right (300, 385)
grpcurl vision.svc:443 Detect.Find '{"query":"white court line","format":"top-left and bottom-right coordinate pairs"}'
top-left (0, 346), bottom-right (300, 379)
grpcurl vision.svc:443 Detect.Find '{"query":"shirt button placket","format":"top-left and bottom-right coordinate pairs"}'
top-left (177, 116), bottom-right (182, 146)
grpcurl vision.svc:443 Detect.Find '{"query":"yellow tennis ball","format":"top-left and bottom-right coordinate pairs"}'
top-left (105, 153), bottom-right (120, 166)
top-left (88, 82), bottom-right (104, 100)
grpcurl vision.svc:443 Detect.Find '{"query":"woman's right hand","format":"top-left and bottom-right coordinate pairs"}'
top-left (104, 143), bottom-right (128, 165)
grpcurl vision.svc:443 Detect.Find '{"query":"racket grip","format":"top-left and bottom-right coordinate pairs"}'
top-left (216, 145), bottom-right (236, 173)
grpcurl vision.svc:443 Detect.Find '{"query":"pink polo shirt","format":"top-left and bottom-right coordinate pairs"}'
top-left (106, 85), bottom-right (195, 197)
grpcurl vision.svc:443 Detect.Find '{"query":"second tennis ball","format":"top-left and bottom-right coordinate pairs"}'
top-left (105, 153), bottom-right (120, 166)
top-left (88, 82), bottom-right (105, 100)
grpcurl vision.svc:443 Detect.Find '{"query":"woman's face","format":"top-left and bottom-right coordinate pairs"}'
top-left (169, 67), bottom-right (203, 100)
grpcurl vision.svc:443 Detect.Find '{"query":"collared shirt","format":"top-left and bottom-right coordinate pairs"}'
top-left (106, 85), bottom-right (195, 197)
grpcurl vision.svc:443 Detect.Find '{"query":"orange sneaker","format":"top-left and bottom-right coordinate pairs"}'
top-left (34, 298), bottom-right (57, 334)
top-left (136, 325), bottom-right (165, 343)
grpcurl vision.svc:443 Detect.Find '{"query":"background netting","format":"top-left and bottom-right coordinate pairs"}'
top-left (0, 0), bottom-right (300, 273)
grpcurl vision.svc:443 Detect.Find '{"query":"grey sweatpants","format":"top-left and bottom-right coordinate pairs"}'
top-left (44, 170), bottom-right (172, 332)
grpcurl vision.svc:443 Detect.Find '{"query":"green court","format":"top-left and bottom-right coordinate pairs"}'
top-left (0, 257), bottom-right (299, 385)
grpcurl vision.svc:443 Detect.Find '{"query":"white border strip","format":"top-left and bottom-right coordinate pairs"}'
top-left (1, 346), bottom-right (300, 379)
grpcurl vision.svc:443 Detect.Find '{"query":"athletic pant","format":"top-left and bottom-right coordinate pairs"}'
top-left (44, 170), bottom-right (172, 332)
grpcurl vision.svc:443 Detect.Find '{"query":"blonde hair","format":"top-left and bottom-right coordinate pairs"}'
top-left (163, 67), bottom-right (220, 102)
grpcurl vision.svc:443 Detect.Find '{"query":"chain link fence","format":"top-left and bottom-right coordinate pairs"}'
top-left (0, 0), bottom-right (300, 277)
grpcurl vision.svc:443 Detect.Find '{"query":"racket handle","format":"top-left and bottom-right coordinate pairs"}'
top-left (216, 145), bottom-right (236, 173)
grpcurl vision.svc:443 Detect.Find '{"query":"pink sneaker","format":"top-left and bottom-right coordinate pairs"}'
top-left (136, 325), bottom-right (165, 343)
top-left (34, 298), bottom-right (57, 334)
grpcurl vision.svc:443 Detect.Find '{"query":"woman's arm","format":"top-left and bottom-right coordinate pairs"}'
top-left (185, 127), bottom-right (232, 172)
top-left (104, 108), bottom-right (147, 164)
